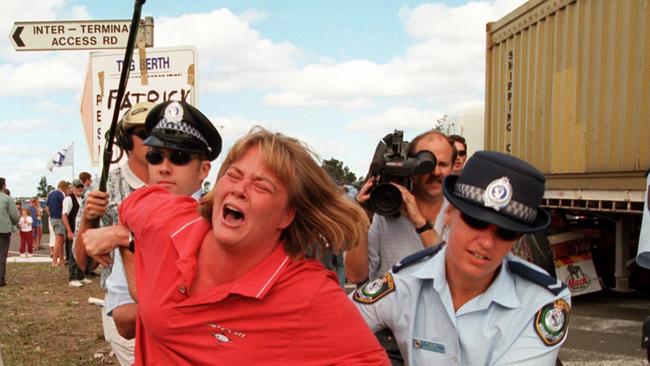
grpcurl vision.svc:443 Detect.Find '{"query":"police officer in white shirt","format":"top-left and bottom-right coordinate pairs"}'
top-left (352, 151), bottom-right (571, 366)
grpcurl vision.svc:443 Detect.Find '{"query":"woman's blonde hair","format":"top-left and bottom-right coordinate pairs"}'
top-left (199, 126), bottom-right (368, 257)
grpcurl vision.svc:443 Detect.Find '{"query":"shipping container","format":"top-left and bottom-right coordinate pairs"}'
top-left (486, 0), bottom-right (650, 292)
top-left (486, 0), bottom-right (649, 207)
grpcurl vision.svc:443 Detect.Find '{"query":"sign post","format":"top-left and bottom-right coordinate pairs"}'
top-left (9, 19), bottom-right (153, 51)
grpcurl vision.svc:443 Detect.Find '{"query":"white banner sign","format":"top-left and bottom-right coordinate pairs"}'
top-left (81, 46), bottom-right (198, 164)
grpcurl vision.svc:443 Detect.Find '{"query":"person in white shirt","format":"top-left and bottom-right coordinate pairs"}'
top-left (18, 208), bottom-right (33, 257)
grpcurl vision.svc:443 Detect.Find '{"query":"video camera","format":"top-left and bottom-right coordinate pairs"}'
top-left (365, 130), bottom-right (436, 216)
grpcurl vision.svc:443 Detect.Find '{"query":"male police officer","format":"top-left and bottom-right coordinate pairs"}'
top-left (81, 100), bottom-right (221, 346)
top-left (352, 151), bottom-right (571, 365)
top-left (74, 102), bottom-right (156, 366)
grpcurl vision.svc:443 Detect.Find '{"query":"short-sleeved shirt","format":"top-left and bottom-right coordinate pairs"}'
top-left (46, 190), bottom-right (64, 219)
top-left (95, 162), bottom-right (145, 312)
top-left (62, 195), bottom-right (75, 216)
top-left (19, 216), bottom-right (33, 232)
top-left (368, 214), bottom-right (423, 281)
top-left (120, 186), bottom-right (390, 366)
top-left (28, 205), bottom-right (38, 227)
top-left (353, 246), bottom-right (572, 365)
top-left (103, 176), bottom-right (203, 317)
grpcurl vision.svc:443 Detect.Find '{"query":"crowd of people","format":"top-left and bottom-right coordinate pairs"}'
top-left (0, 99), bottom-right (571, 365)
top-left (0, 172), bottom-right (95, 288)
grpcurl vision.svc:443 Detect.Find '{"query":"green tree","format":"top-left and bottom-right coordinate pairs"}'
top-left (321, 158), bottom-right (357, 185)
top-left (36, 176), bottom-right (54, 197)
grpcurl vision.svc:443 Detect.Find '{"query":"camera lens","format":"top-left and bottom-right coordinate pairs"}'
top-left (369, 183), bottom-right (403, 217)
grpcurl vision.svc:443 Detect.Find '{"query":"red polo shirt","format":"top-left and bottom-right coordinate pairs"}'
top-left (120, 186), bottom-right (389, 365)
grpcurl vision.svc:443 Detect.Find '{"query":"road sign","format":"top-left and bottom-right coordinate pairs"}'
top-left (80, 46), bottom-right (199, 164)
top-left (10, 20), bottom-right (133, 51)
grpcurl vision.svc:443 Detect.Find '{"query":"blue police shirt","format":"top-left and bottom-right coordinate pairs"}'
top-left (352, 246), bottom-right (571, 366)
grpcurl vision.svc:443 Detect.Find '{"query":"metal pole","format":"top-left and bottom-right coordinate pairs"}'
top-left (91, 0), bottom-right (146, 229)
top-left (97, 0), bottom-right (146, 194)
top-left (613, 215), bottom-right (632, 292)
top-left (71, 141), bottom-right (75, 181)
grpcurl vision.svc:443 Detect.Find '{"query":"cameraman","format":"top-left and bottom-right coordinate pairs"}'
top-left (345, 130), bottom-right (456, 284)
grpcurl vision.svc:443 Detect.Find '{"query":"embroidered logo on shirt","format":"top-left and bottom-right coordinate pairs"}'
top-left (534, 299), bottom-right (570, 346)
top-left (206, 322), bottom-right (246, 344)
top-left (353, 273), bottom-right (395, 304)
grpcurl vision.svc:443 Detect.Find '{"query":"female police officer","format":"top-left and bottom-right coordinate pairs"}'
top-left (352, 151), bottom-right (571, 365)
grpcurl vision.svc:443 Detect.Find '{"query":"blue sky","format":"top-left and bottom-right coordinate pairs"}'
top-left (0, 0), bottom-right (525, 197)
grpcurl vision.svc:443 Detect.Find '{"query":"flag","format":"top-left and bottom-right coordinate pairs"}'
top-left (46, 143), bottom-right (74, 171)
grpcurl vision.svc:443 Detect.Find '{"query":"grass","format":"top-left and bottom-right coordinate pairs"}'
top-left (0, 262), bottom-right (115, 365)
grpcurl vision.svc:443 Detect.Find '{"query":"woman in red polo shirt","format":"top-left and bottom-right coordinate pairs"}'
top-left (90, 127), bottom-right (389, 365)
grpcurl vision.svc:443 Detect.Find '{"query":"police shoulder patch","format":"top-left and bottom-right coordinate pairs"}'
top-left (534, 299), bottom-right (571, 346)
top-left (353, 273), bottom-right (395, 304)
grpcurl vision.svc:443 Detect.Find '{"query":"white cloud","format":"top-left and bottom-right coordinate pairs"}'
top-left (277, 0), bottom-right (524, 107)
top-left (0, 0), bottom-right (91, 97)
top-left (1, 1), bottom-right (526, 105)
top-left (1, 0), bottom-right (91, 59)
top-left (0, 55), bottom-right (86, 96)
top-left (263, 92), bottom-right (372, 109)
top-left (196, 0), bottom-right (523, 109)
top-left (346, 107), bottom-right (445, 132)
top-left (239, 9), bottom-right (269, 24)
top-left (69, 5), bottom-right (91, 19)
top-left (0, 118), bottom-right (50, 132)
top-left (36, 100), bottom-right (76, 115)
top-left (154, 8), bottom-right (300, 92)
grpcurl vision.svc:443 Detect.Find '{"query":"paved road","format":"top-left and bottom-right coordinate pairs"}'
top-left (559, 290), bottom-right (650, 365)
top-left (7, 231), bottom-right (52, 262)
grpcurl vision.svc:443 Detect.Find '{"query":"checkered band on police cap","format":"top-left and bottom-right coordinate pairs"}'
top-left (454, 182), bottom-right (538, 223)
top-left (152, 118), bottom-right (210, 149)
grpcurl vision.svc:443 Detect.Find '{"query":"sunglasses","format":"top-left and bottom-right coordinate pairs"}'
top-left (145, 149), bottom-right (194, 166)
top-left (457, 150), bottom-right (467, 157)
top-left (460, 213), bottom-right (522, 241)
top-left (130, 129), bottom-right (148, 141)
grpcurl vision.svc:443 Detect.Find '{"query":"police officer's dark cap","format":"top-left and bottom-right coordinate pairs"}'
top-left (143, 101), bottom-right (222, 161)
top-left (443, 151), bottom-right (550, 233)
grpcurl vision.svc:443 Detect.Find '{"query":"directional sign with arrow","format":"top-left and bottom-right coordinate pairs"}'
top-left (12, 26), bottom-right (25, 47)
top-left (10, 20), bottom-right (133, 51)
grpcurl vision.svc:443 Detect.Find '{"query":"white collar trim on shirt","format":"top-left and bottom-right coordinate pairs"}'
top-left (191, 189), bottom-right (202, 201)
top-left (119, 160), bottom-right (146, 190)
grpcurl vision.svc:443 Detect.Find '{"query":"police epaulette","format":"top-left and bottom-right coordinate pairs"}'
top-left (392, 244), bottom-right (444, 273)
top-left (507, 261), bottom-right (567, 296)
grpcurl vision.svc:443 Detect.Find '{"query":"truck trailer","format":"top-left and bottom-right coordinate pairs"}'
top-left (485, 0), bottom-right (649, 293)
